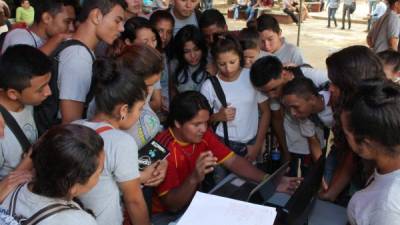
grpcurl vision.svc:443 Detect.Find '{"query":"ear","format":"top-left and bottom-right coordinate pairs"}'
top-left (174, 120), bottom-right (181, 129)
top-left (68, 184), bottom-right (79, 198)
top-left (90, 8), bottom-right (103, 25)
top-left (359, 138), bottom-right (378, 159)
top-left (119, 103), bottom-right (129, 120)
top-left (124, 38), bottom-right (133, 46)
top-left (6, 89), bottom-right (20, 101)
top-left (41, 12), bottom-right (53, 25)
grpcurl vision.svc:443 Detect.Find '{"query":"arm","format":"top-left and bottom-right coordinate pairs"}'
top-left (319, 150), bottom-right (355, 201)
top-left (160, 151), bottom-right (217, 212)
top-left (271, 108), bottom-right (291, 162)
top-left (307, 135), bottom-right (323, 162)
top-left (246, 100), bottom-right (270, 161)
top-left (15, 8), bottom-right (22, 22)
top-left (223, 154), bottom-right (265, 182)
top-left (150, 89), bottom-right (162, 112)
top-left (60, 100), bottom-right (84, 124)
top-left (119, 178), bottom-right (151, 225)
top-left (0, 170), bottom-right (32, 202)
top-left (388, 37), bottom-right (399, 51)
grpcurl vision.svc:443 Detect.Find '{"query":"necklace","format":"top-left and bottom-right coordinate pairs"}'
top-left (182, 144), bottom-right (196, 157)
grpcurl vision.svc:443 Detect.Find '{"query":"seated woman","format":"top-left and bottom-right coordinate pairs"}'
top-left (0, 124), bottom-right (104, 225)
top-left (342, 79), bottom-right (400, 225)
top-left (151, 91), bottom-right (301, 225)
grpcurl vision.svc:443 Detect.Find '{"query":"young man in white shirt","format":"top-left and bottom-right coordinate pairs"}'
top-left (281, 77), bottom-right (333, 176)
top-left (170, 0), bottom-right (201, 35)
top-left (0, 45), bottom-right (52, 180)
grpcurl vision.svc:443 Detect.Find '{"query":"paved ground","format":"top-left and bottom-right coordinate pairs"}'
top-left (214, 0), bottom-right (371, 68)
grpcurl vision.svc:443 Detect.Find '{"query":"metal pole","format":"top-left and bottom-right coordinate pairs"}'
top-left (296, 0), bottom-right (303, 46)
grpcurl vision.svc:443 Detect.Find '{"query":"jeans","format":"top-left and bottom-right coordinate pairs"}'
top-left (283, 8), bottom-right (299, 24)
top-left (246, 6), bottom-right (258, 22)
top-left (327, 7), bottom-right (337, 27)
top-left (233, 5), bottom-right (247, 20)
top-left (342, 4), bottom-right (351, 29)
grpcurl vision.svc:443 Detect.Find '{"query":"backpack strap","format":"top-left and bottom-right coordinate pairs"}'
top-left (95, 125), bottom-right (113, 134)
top-left (21, 203), bottom-right (79, 225)
top-left (0, 105), bottom-right (31, 153)
top-left (8, 184), bottom-right (24, 217)
top-left (25, 29), bottom-right (37, 48)
top-left (208, 76), bottom-right (230, 147)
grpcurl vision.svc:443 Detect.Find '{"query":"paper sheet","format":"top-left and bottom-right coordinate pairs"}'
top-left (177, 191), bottom-right (277, 225)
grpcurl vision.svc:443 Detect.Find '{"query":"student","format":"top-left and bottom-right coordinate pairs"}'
top-left (151, 91), bottom-right (301, 225)
top-left (15, 0), bottom-right (34, 26)
top-left (238, 27), bottom-right (268, 68)
top-left (256, 14), bottom-right (305, 64)
top-left (75, 58), bottom-right (151, 225)
top-left (124, 0), bottom-right (145, 19)
top-left (170, 0), bottom-right (201, 36)
top-left (377, 50), bottom-right (400, 83)
top-left (281, 77), bottom-right (333, 176)
top-left (250, 55), bottom-right (328, 162)
top-left (319, 45), bottom-right (386, 202)
top-left (201, 34), bottom-right (269, 161)
top-left (342, 79), bottom-right (400, 225)
top-left (0, 45), bottom-right (51, 180)
top-left (1, 124), bottom-right (104, 225)
top-left (171, 25), bottom-right (209, 96)
top-left (112, 45), bottom-right (164, 150)
top-left (57, 0), bottom-right (126, 124)
top-left (150, 9), bottom-right (175, 112)
top-left (326, 0), bottom-right (339, 28)
top-left (198, 9), bottom-right (227, 47)
top-left (120, 16), bottom-right (161, 50)
top-left (1, 0), bottom-right (76, 55)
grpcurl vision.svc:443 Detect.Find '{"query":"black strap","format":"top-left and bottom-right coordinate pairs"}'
top-left (22, 203), bottom-right (79, 225)
top-left (0, 105), bottom-right (31, 153)
top-left (25, 29), bottom-right (38, 48)
top-left (8, 184), bottom-right (24, 217)
top-left (208, 76), bottom-right (230, 147)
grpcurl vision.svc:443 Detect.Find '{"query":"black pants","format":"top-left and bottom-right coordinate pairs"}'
top-left (283, 8), bottom-right (299, 23)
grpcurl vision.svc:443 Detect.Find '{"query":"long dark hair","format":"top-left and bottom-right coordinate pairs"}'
top-left (326, 45), bottom-right (385, 154)
top-left (173, 25), bottom-right (208, 86)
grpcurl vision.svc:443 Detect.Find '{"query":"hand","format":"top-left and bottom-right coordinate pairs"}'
top-left (0, 170), bottom-right (32, 202)
top-left (276, 176), bottom-right (302, 195)
top-left (191, 151), bottom-right (217, 183)
top-left (217, 106), bottom-right (236, 122)
top-left (245, 144), bottom-right (260, 162)
top-left (143, 160), bottom-right (168, 187)
top-left (0, 113), bottom-right (4, 137)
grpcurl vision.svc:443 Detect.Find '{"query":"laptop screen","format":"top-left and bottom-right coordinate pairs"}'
top-left (284, 155), bottom-right (325, 225)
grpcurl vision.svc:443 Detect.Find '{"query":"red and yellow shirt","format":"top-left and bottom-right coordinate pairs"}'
top-left (152, 128), bottom-right (234, 214)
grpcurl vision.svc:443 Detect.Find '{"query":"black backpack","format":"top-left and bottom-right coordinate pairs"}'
top-left (34, 39), bottom-right (95, 136)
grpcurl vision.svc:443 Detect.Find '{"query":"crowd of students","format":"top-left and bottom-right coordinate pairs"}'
top-left (0, 0), bottom-right (400, 225)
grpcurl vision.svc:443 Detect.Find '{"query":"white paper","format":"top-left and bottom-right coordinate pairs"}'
top-left (177, 191), bottom-right (277, 225)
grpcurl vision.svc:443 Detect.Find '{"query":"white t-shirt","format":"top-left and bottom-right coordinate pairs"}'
top-left (0, 184), bottom-right (97, 225)
top-left (1, 28), bottom-right (44, 53)
top-left (0, 105), bottom-right (37, 180)
top-left (58, 44), bottom-right (95, 103)
top-left (171, 8), bottom-right (198, 36)
top-left (74, 120), bottom-right (140, 225)
top-left (201, 68), bottom-right (268, 142)
top-left (283, 90), bottom-right (331, 155)
top-left (347, 169), bottom-right (400, 225)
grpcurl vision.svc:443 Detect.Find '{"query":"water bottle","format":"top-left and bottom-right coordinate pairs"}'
top-left (271, 147), bottom-right (281, 173)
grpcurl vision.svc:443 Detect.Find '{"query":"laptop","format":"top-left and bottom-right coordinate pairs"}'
top-left (210, 161), bottom-right (290, 202)
top-left (270, 155), bottom-right (326, 225)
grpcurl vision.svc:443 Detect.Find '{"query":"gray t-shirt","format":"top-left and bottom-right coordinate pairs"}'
top-left (58, 44), bottom-right (95, 102)
top-left (274, 38), bottom-right (305, 65)
top-left (368, 10), bottom-right (400, 53)
top-left (1, 28), bottom-right (44, 53)
top-left (0, 106), bottom-right (37, 180)
top-left (171, 60), bottom-right (208, 93)
top-left (1, 184), bottom-right (97, 225)
top-left (74, 120), bottom-right (140, 225)
top-left (171, 8), bottom-right (198, 36)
